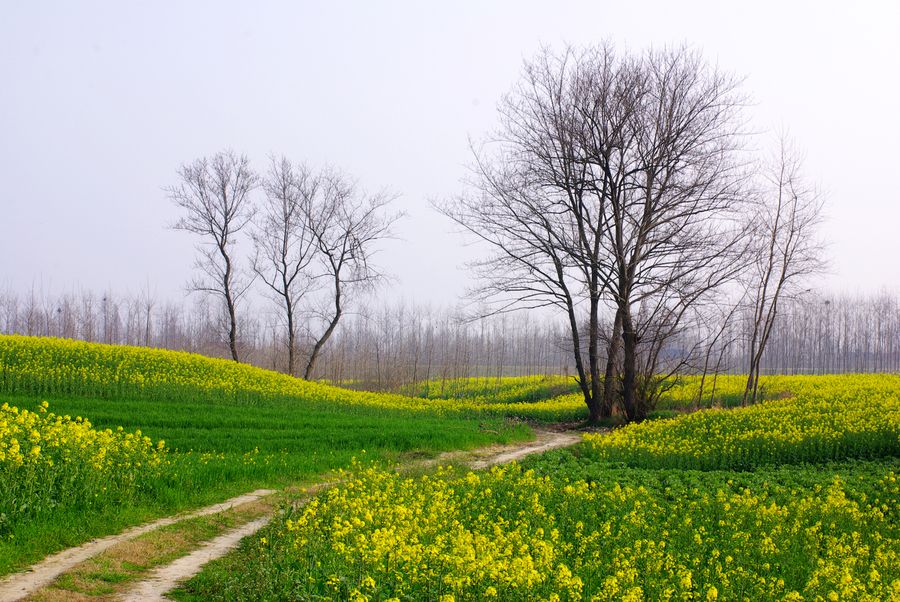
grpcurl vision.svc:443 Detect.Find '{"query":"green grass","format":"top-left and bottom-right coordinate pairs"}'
top-left (16, 395), bottom-right (523, 455)
top-left (0, 393), bottom-right (527, 576)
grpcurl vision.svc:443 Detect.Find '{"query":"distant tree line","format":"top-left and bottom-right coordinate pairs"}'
top-left (0, 286), bottom-right (897, 391)
top-left (0, 286), bottom-right (572, 387)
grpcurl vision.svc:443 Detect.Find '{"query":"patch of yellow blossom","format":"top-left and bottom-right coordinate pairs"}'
top-left (584, 374), bottom-right (900, 469)
top-left (0, 400), bottom-right (166, 527)
top-left (0, 335), bottom-right (586, 420)
top-left (268, 461), bottom-right (899, 600)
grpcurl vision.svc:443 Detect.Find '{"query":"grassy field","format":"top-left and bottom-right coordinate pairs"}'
top-left (0, 335), bottom-right (534, 576)
top-left (174, 374), bottom-right (900, 601)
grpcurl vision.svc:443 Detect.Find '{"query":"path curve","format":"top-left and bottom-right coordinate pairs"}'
top-left (5, 430), bottom-right (585, 601)
top-left (468, 429), bottom-right (583, 469)
top-left (119, 429), bottom-right (585, 601)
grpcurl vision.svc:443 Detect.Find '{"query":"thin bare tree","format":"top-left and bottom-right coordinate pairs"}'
top-left (167, 150), bottom-right (258, 362)
top-left (251, 157), bottom-right (318, 375)
top-left (302, 171), bottom-right (400, 379)
top-left (742, 136), bottom-right (826, 403)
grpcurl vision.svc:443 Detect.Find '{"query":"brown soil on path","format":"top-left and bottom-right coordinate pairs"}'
top-left (6, 429), bottom-right (586, 602)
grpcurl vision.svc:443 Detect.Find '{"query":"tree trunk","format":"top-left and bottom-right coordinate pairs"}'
top-left (219, 243), bottom-right (240, 363)
top-left (601, 307), bottom-right (623, 417)
top-left (286, 301), bottom-right (296, 376)
top-left (621, 307), bottom-right (640, 421)
top-left (557, 264), bottom-right (596, 420)
top-left (587, 292), bottom-right (607, 421)
top-left (303, 275), bottom-right (342, 380)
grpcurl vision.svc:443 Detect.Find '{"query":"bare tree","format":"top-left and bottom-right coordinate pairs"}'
top-left (443, 43), bottom-right (750, 422)
top-left (441, 46), bottom-right (628, 422)
top-left (302, 171), bottom-right (400, 379)
top-left (167, 150), bottom-right (258, 361)
top-left (591, 46), bottom-right (751, 421)
top-left (251, 157), bottom-right (318, 375)
top-left (742, 137), bottom-right (825, 403)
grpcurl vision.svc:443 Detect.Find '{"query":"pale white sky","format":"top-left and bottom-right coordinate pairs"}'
top-left (1, 1), bottom-right (898, 305)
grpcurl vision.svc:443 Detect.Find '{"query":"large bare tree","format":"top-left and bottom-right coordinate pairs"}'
top-left (742, 137), bottom-right (825, 404)
top-left (443, 43), bottom-right (751, 422)
top-left (167, 150), bottom-right (258, 362)
top-left (251, 157), bottom-right (318, 375)
top-left (302, 171), bottom-right (400, 379)
top-left (441, 46), bottom-right (628, 422)
top-left (595, 46), bottom-right (751, 420)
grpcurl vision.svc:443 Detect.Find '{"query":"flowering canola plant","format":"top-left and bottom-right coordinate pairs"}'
top-left (0, 335), bottom-right (585, 420)
top-left (404, 375), bottom-right (578, 403)
top-left (0, 400), bottom-right (165, 532)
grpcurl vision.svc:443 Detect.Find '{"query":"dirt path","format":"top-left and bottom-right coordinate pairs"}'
top-left (5, 430), bottom-right (584, 602)
top-left (0, 489), bottom-right (275, 602)
top-left (466, 429), bottom-right (583, 469)
top-left (118, 516), bottom-right (271, 602)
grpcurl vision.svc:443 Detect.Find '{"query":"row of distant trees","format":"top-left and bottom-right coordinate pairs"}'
top-left (0, 287), bottom-right (571, 386)
top-left (1, 286), bottom-right (897, 389)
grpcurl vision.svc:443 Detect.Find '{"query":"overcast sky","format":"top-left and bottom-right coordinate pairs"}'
top-left (2, 1), bottom-right (898, 307)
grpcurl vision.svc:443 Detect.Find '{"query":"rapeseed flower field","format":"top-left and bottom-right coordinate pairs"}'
top-left (187, 460), bottom-right (899, 601)
top-left (177, 374), bottom-right (900, 601)
top-left (404, 375), bottom-right (578, 404)
top-left (3, 334), bottom-right (899, 600)
top-left (0, 335), bottom-right (581, 419)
